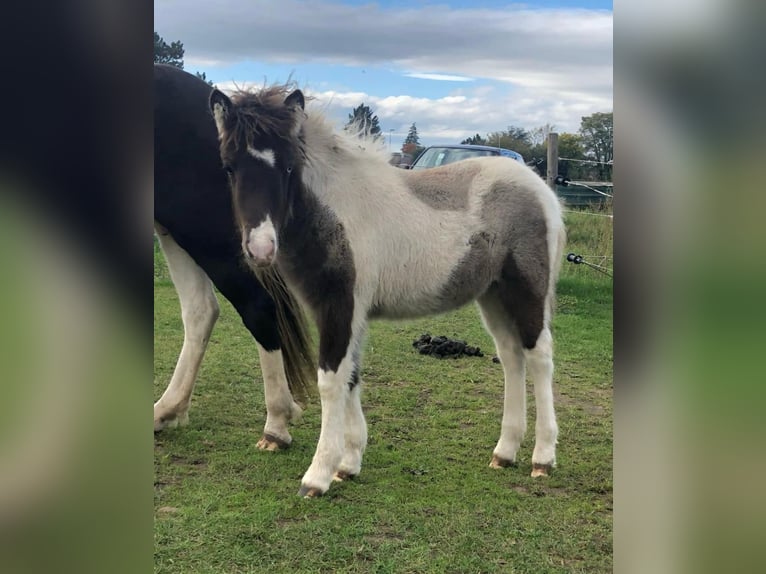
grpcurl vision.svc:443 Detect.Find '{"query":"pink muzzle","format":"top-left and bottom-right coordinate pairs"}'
top-left (244, 218), bottom-right (277, 267)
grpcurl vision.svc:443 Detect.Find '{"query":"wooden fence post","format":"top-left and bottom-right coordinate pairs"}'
top-left (546, 132), bottom-right (558, 189)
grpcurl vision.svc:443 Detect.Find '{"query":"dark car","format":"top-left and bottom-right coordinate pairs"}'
top-left (409, 144), bottom-right (525, 170)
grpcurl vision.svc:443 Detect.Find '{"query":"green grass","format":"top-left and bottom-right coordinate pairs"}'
top-left (154, 205), bottom-right (612, 573)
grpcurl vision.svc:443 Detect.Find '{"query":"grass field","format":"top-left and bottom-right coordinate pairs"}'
top-left (154, 204), bottom-right (613, 573)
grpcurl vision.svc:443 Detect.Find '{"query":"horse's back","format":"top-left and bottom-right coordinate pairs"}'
top-left (154, 65), bottom-right (237, 258)
top-left (370, 157), bottom-right (561, 317)
top-left (404, 156), bottom-right (557, 211)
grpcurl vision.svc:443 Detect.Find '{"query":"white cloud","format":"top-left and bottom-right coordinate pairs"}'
top-left (156, 1), bottom-right (612, 143)
top-left (156, 0), bottom-right (612, 99)
top-left (213, 81), bottom-right (609, 144)
top-left (404, 73), bottom-right (475, 82)
top-left (305, 86), bottom-right (609, 143)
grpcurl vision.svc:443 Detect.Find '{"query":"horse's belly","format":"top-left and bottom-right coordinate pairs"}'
top-left (370, 232), bottom-right (495, 319)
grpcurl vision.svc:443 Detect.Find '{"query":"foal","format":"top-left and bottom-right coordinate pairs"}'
top-left (209, 86), bottom-right (566, 497)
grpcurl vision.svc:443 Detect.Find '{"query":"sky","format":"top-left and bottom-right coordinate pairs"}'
top-left (155, 0), bottom-right (612, 152)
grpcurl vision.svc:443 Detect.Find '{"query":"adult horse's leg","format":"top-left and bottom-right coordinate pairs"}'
top-left (255, 343), bottom-right (303, 450)
top-left (154, 226), bottom-right (220, 431)
top-left (212, 278), bottom-right (304, 450)
top-left (299, 304), bottom-right (366, 497)
top-left (477, 292), bottom-right (527, 468)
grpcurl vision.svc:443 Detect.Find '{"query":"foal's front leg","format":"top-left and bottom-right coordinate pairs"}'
top-left (334, 362), bottom-right (367, 481)
top-left (299, 306), bottom-right (365, 497)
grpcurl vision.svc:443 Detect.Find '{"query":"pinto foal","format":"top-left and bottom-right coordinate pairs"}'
top-left (209, 86), bottom-right (565, 497)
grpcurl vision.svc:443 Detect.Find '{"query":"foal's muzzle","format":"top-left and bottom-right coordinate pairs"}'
top-left (243, 218), bottom-right (277, 267)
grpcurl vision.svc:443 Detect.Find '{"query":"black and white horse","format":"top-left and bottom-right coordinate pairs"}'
top-left (209, 85), bottom-right (566, 497)
top-left (153, 65), bottom-right (314, 450)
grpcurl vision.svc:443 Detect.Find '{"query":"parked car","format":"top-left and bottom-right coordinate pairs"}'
top-left (408, 144), bottom-right (525, 170)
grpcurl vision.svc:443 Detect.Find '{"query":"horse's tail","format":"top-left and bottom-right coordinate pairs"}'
top-left (546, 200), bottom-right (568, 323)
top-left (255, 268), bottom-right (316, 403)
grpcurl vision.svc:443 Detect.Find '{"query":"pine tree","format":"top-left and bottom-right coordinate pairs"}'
top-left (345, 104), bottom-right (382, 140)
top-left (154, 32), bottom-right (184, 68)
top-left (195, 71), bottom-right (215, 87)
top-left (403, 123), bottom-right (420, 147)
top-left (153, 32), bottom-right (215, 87)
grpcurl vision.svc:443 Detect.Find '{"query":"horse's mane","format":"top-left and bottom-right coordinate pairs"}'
top-left (223, 84), bottom-right (391, 170)
top-left (302, 108), bottom-right (392, 174)
top-left (223, 83), bottom-right (305, 151)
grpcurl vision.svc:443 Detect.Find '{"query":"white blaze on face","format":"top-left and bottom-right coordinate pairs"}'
top-left (244, 215), bottom-right (277, 266)
top-left (247, 146), bottom-right (276, 167)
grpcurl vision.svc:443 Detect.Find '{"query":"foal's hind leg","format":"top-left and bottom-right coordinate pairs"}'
top-left (479, 279), bottom-right (558, 476)
top-left (477, 293), bottom-right (527, 468)
top-left (526, 326), bottom-right (557, 476)
top-left (154, 228), bottom-right (219, 431)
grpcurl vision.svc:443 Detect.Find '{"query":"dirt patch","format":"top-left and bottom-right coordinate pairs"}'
top-left (412, 333), bottom-right (484, 359)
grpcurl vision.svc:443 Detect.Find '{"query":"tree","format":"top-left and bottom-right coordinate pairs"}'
top-left (485, 126), bottom-right (533, 159)
top-left (154, 32), bottom-right (184, 68)
top-left (579, 112), bottom-right (613, 180)
top-left (403, 123), bottom-right (420, 147)
top-left (461, 133), bottom-right (486, 145)
top-left (524, 132), bottom-right (590, 179)
top-left (556, 133), bottom-right (587, 179)
top-left (529, 123), bottom-right (556, 147)
top-left (154, 32), bottom-right (215, 87)
top-left (195, 71), bottom-right (214, 87)
top-left (402, 124), bottom-right (424, 159)
top-left (345, 104), bottom-right (382, 141)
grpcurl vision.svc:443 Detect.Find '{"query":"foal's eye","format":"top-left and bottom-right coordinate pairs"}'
top-left (223, 164), bottom-right (234, 176)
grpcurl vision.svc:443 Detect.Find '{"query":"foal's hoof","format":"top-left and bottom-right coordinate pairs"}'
top-left (298, 485), bottom-right (324, 498)
top-left (489, 454), bottom-right (517, 469)
top-left (332, 470), bottom-right (357, 483)
top-left (531, 463), bottom-right (552, 477)
top-left (256, 434), bottom-right (291, 452)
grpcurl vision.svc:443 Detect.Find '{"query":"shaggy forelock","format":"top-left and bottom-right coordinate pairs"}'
top-left (219, 83), bottom-right (308, 154)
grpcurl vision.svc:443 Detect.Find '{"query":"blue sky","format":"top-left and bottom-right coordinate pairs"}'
top-left (156, 0), bottom-right (612, 151)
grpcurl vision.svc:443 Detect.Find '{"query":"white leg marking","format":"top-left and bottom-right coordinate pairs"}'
top-left (493, 338), bottom-right (527, 465)
top-left (300, 358), bottom-right (353, 494)
top-left (246, 146), bottom-right (276, 167)
top-left (335, 383), bottom-right (367, 480)
top-left (154, 228), bottom-right (219, 431)
top-left (256, 344), bottom-right (302, 449)
top-left (527, 327), bottom-right (558, 472)
top-left (244, 216), bottom-right (277, 265)
top-left (478, 300), bottom-right (527, 466)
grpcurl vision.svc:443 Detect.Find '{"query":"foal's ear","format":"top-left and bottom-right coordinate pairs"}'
top-left (284, 89), bottom-right (305, 111)
top-left (209, 89), bottom-right (232, 135)
top-left (284, 89), bottom-right (306, 137)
